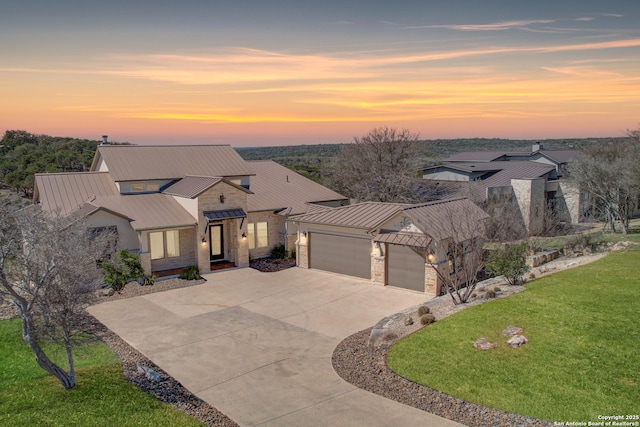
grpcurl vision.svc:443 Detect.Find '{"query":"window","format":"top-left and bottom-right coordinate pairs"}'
top-left (146, 183), bottom-right (159, 192)
top-left (150, 230), bottom-right (180, 260)
top-left (247, 222), bottom-right (268, 249)
top-left (131, 183), bottom-right (145, 192)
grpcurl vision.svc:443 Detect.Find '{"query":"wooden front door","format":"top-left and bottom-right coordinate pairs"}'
top-left (209, 224), bottom-right (224, 261)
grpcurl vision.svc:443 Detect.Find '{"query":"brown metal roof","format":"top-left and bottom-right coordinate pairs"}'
top-left (162, 176), bottom-right (223, 198)
top-left (246, 160), bottom-right (347, 214)
top-left (89, 194), bottom-right (197, 231)
top-left (34, 172), bottom-right (119, 216)
top-left (92, 145), bottom-right (255, 181)
top-left (374, 232), bottom-right (431, 247)
top-left (402, 198), bottom-right (489, 241)
top-left (290, 202), bottom-right (408, 229)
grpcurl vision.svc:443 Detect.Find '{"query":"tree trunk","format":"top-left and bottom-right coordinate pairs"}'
top-left (21, 314), bottom-right (75, 389)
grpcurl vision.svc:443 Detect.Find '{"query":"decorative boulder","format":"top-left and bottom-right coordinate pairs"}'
top-left (507, 335), bottom-right (528, 348)
top-left (474, 338), bottom-right (497, 351)
top-left (502, 325), bottom-right (524, 337)
top-left (137, 364), bottom-right (162, 382)
top-left (98, 287), bottom-right (115, 297)
top-left (404, 316), bottom-right (414, 326)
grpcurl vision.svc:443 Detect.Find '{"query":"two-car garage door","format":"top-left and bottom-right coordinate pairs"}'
top-left (309, 233), bottom-right (371, 279)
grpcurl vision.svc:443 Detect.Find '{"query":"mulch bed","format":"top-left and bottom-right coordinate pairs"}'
top-left (249, 257), bottom-right (295, 272)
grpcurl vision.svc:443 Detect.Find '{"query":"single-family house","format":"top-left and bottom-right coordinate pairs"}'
top-left (421, 144), bottom-right (588, 234)
top-left (290, 198), bottom-right (488, 297)
top-left (33, 144), bottom-right (347, 276)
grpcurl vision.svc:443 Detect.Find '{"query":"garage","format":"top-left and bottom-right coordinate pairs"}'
top-left (309, 232), bottom-right (371, 279)
top-left (386, 243), bottom-right (426, 292)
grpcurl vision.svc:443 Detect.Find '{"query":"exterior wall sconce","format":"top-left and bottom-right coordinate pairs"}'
top-left (241, 232), bottom-right (247, 239)
top-left (201, 236), bottom-right (206, 244)
top-left (219, 194), bottom-right (225, 203)
top-left (427, 252), bottom-right (436, 264)
top-left (302, 231), bottom-right (307, 238)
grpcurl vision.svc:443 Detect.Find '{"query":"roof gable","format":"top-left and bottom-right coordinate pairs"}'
top-left (162, 175), bottom-right (252, 199)
top-left (91, 145), bottom-right (255, 181)
top-left (246, 160), bottom-right (346, 214)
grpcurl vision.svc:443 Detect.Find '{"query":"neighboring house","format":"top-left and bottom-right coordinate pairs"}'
top-left (290, 198), bottom-right (488, 297)
top-left (33, 144), bottom-right (346, 276)
top-left (421, 144), bottom-right (588, 234)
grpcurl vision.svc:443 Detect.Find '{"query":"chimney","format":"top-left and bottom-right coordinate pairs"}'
top-left (532, 142), bottom-right (542, 152)
top-left (102, 135), bottom-right (109, 145)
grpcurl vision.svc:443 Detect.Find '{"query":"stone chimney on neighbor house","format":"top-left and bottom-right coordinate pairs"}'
top-left (101, 135), bottom-right (109, 145)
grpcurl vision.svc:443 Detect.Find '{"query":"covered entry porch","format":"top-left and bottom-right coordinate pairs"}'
top-left (198, 208), bottom-right (250, 273)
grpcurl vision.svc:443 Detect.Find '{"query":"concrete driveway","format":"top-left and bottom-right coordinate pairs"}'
top-left (88, 267), bottom-right (461, 427)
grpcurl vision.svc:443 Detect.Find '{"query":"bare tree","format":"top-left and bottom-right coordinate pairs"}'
top-left (426, 199), bottom-right (488, 305)
top-left (325, 127), bottom-right (422, 203)
top-left (569, 131), bottom-right (640, 234)
top-left (0, 197), bottom-right (113, 389)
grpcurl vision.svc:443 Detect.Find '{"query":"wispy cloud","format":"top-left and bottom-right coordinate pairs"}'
top-left (404, 19), bottom-right (556, 31)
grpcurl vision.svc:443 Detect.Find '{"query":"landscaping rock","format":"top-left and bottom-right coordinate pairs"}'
top-left (502, 325), bottom-right (524, 337)
top-left (507, 335), bottom-right (529, 348)
top-left (138, 364), bottom-right (162, 382)
top-left (404, 316), bottom-right (414, 326)
top-left (474, 338), bottom-right (497, 350)
top-left (98, 287), bottom-right (115, 297)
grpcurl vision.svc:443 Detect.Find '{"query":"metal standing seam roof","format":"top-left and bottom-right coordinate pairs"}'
top-left (246, 160), bottom-right (347, 214)
top-left (290, 202), bottom-right (409, 229)
top-left (373, 232), bottom-right (432, 247)
top-left (34, 172), bottom-right (119, 216)
top-left (91, 145), bottom-right (255, 181)
top-left (162, 176), bottom-right (224, 198)
top-left (402, 198), bottom-right (489, 241)
top-left (203, 209), bottom-right (247, 221)
top-left (89, 194), bottom-right (197, 231)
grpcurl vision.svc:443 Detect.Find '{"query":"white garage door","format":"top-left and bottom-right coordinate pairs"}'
top-left (309, 233), bottom-right (371, 279)
top-left (386, 244), bottom-right (425, 292)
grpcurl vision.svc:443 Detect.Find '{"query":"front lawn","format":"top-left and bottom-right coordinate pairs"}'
top-left (388, 251), bottom-right (640, 422)
top-left (0, 318), bottom-right (203, 426)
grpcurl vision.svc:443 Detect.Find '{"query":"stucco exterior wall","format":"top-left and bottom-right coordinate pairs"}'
top-left (86, 210), bottom-right (139, 251)
top-left (558, 180), bottom-right (583, 223)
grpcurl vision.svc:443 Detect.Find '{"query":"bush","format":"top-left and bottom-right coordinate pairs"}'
top-left (420, 314), bottom-right (436, 325)
top-left (270, 244), bottom-right (286, 259)
top-left (102, 250), bottom-right (145, 292)
top-left (289, 248), bottom-right (296, 259)
top-left (485, 289), bottom-right (497, 299)
top-left (417, 305), bottom-right (430, 316)
top-left (485, 243), bottom-right (531, 285)
top-left (138, 274), bottom-right (156, 286)
top-left (179, 265), bottom-right (201, 280)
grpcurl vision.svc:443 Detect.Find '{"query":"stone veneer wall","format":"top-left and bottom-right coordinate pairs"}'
top-left (296, 233), bottom-right (309, 268)
top-left (196, 183), bottom-right (249, 273)
top-left (512, 178), bottom-right (545, 235)
top-left (150, 227), bottom-right (197, 272)
top-left (247, 211), bottom-right (284, 259)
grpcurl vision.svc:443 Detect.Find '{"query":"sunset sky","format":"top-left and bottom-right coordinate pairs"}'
top-left (1, 1), bottom-right (639, 146)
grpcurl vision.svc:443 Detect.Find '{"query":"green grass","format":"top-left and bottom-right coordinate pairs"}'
top-left (388, 251), bottom-right (640, 422)
top-left (0, 318), bottom-right (204, 426)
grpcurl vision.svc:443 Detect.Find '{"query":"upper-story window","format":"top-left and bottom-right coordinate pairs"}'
top-left (128, 182), bottom-right (162, 193)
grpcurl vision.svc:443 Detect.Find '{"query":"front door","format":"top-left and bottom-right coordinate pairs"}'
top-left (209, 224), bottom-right (224, 261)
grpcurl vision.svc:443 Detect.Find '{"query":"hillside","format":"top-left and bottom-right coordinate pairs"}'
top-left (0, 129), bottom-right (628, 195)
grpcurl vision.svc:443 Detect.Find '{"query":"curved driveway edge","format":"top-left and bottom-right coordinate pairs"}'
top-left (88, 267), bottom-right (463, 427)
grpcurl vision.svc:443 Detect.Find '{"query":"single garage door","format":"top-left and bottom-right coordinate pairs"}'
top-left (387, 244), bottom-right (425, 292)
top-left (309, 233), bottom-right (371, 279)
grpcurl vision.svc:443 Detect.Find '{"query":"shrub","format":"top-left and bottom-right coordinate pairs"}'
top-left (179, 265), bottom-right (201, 280)
top-left (102, 250), bottom-right (145, 292)
top-left (289, 248), bottom-right (296, 259)
top-left (420, 314), bottom-right (436, 325)
top-left (139, 274), bottom-right (156, 286)
top-left (270, 244), bottom-right (286, 259)
top-left (417, 305), bottom-right (430, 316)
top-left (485, 289), bottom-right (497, 299)
top-left (485, 243), bottom-right (531, 285)
top-left (493, 286), bottom-right (501, 292)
